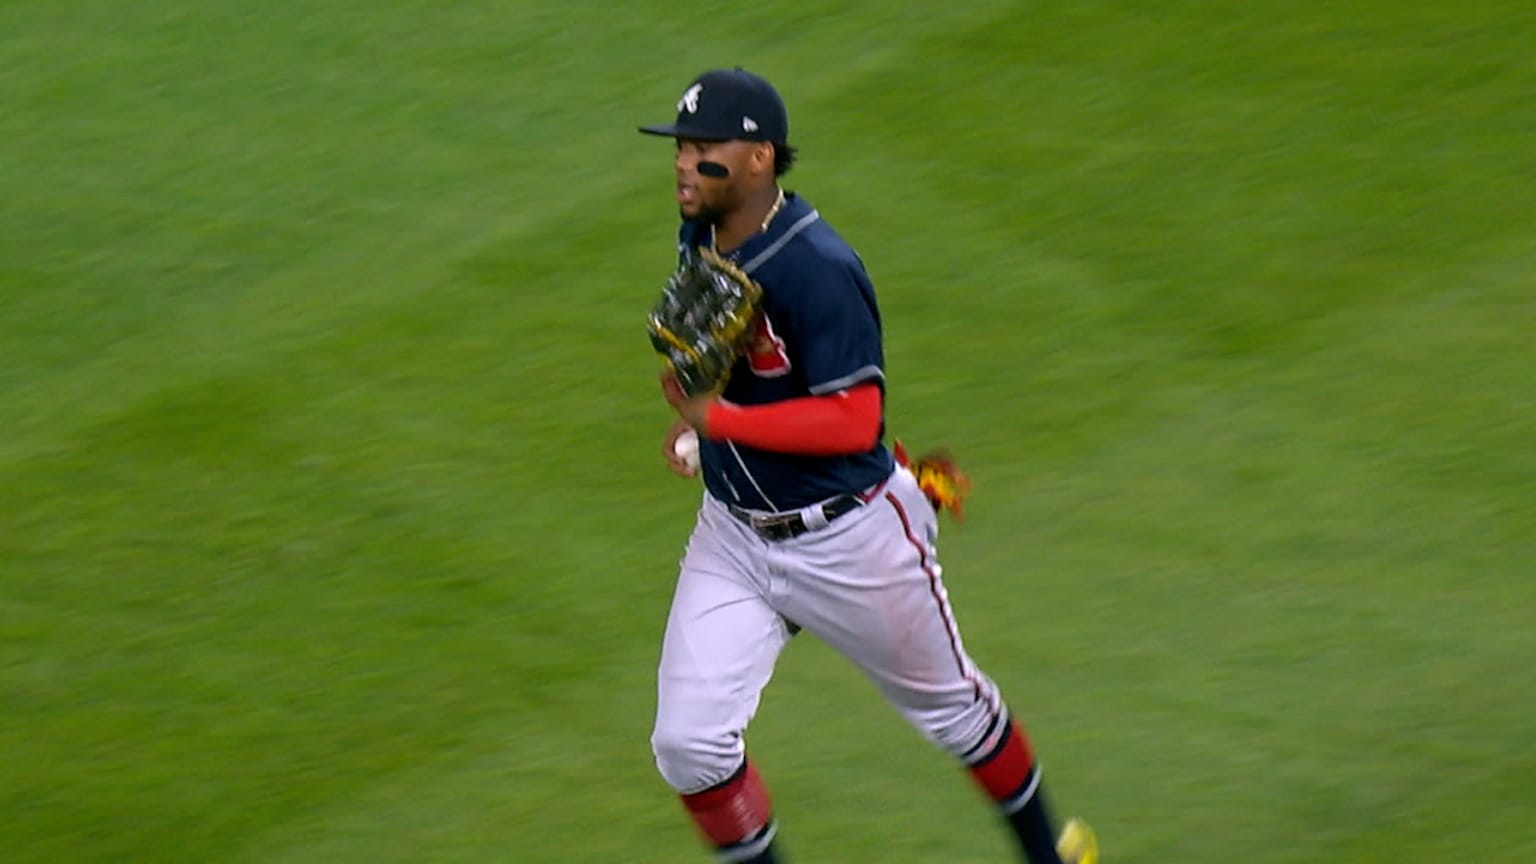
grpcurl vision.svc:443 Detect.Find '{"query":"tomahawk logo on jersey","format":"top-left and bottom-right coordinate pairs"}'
top-left (677, 192), bottom-right (894, 512)
top-left (745, 314), bottom-right (791, 377)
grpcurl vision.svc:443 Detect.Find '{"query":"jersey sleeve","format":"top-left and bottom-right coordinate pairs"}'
top-left (785, 258), bottom-right (885, 395)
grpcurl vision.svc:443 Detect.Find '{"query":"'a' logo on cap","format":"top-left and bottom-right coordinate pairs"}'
top-left (742, 116), bottom-right (759, 132)
top-left (678, 83), bottom-right (703, 114)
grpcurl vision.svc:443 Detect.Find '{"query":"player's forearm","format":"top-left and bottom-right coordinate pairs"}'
top-left (704, 382), bottom-right (882, 456)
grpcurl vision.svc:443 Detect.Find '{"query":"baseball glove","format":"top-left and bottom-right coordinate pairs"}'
top-left (894, 439), bottom-right (972, 521)
top-left (648, 247), bottom-right (764, 397)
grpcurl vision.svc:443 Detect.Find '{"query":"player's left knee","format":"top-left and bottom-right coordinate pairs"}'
top-left (650, 725), bottom-right (744, 794)
top-left (919, 696), bottom-right (1001, 759)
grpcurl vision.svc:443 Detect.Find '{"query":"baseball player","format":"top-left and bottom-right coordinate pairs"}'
top-left (639, 68), bottom-right (1098, 864)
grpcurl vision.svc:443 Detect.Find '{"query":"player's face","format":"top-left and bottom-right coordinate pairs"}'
top-left (674, 138), bottom-right (757, 221)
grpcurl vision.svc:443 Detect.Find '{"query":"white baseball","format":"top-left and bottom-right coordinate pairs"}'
top-left (673, 428), bottom-right (701, 472)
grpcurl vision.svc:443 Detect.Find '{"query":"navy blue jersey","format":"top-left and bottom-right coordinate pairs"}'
top-left (678, 193), bottom-right (895, 511)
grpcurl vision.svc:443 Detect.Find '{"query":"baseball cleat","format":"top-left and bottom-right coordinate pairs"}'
top-left (1056, 817), bottom-right (1098, 864)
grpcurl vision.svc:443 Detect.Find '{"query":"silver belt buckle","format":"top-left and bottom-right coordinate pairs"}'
top-left (743, 510), bottom-right (797, 541)
top-left (750, 512), bottom-right (791, 530)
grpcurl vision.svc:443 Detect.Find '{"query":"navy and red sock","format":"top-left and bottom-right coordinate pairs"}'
top-left (967, 714), bottom-right (1064, 864)
top-left (680, 760), bottom-right (782, 863)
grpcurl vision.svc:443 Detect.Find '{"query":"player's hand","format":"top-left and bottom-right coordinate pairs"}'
top-left (662, 418), bottom-right (699, 478)
top-left (660, 370), bottom-right (714, 433)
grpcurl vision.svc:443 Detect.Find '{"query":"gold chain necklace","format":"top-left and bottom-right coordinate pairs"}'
top-left (759, 187), bottom-right (786, 232)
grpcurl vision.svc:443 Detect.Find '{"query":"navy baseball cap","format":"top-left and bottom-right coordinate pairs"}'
top-left (638, 68), bottom-right (789, 144)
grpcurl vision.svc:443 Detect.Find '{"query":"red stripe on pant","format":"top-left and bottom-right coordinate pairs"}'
top-left (885, 490), bottom-right (986, 704)
top-left (681, 760), bottom-right (774, 846)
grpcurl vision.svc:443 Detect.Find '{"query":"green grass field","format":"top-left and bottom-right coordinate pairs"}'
top-left (3, 2), bottom-right (1533, 861)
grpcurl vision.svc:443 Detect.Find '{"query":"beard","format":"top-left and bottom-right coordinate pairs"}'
top-left (680, 201), bottom-right (725, 225)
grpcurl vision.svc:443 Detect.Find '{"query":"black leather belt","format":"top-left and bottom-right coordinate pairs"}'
top-left (728, 493), bottom-right (865, 541)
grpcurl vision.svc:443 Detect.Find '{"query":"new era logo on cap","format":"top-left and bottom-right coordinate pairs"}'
top-left (639, 68), bottom-right (789, 144)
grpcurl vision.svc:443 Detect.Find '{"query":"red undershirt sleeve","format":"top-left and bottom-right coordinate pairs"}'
top-left (704, 382), bottom-right (882, 456)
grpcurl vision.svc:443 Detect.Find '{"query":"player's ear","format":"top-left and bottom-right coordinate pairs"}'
top-left (752, 142), bottom-right (774, 176)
